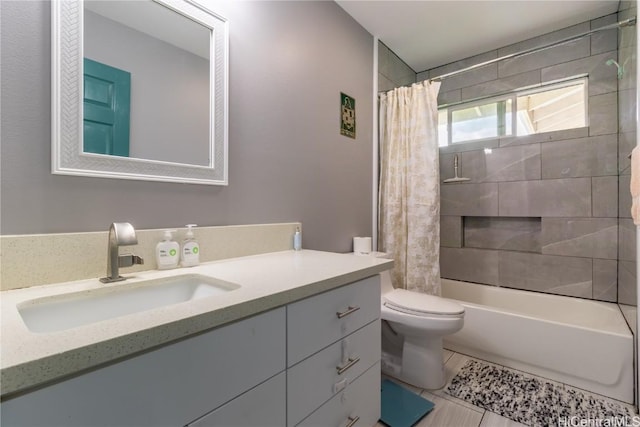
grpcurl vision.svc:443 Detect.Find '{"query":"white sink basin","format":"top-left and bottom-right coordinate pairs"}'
top-left (18, 274), bottom-right (240, 333)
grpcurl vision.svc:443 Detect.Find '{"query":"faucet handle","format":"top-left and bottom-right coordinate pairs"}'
top-left (118, 254), bottom-right (144, 268)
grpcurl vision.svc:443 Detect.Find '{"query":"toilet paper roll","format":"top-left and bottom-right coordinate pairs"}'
top-left (353, 237), bottom-right (372, 255)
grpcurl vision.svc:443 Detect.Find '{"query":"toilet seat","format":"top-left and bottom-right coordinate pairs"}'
top-left (383, 289), bottom-right (464, 318)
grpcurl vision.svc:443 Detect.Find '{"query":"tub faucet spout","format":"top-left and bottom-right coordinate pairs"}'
top-left (100, 222), bottom-right (144, 283)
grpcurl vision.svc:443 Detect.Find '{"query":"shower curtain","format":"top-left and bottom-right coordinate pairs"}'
top-left (378, 81), bottom-right (441, 295)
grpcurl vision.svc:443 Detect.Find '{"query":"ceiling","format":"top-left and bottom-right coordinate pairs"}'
top-left (335, 1), bottom-right (620, 73)
top-left (85, 1), bottom-right (210, 59)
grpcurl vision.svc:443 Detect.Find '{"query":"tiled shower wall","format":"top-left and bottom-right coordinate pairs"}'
top-left (618, 0), bottom-right (638, 307)
top-left (416, 14), bottom-right (621, 302)
top-left (378, 41), bottom-right (416, 92)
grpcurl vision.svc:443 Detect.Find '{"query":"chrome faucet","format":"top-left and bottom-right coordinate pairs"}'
top-left (100, 222), bottom-right (144, 283)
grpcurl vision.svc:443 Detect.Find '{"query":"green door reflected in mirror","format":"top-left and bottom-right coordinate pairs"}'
top-left (83, 58), bottom-right (130, 157)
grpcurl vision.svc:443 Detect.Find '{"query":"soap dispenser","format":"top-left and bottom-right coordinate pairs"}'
top-left (156, 230), bottom-right (180, 270)
top-left (293, 226), bottom-right (302, 251)
top-left (181, 224), bottom-right (200, 267)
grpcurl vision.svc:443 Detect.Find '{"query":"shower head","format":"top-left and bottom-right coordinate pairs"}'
top-left (606, 59), bottom-right (623, 79)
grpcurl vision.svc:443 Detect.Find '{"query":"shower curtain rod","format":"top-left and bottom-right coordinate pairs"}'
top-left (380, 16), bottom-right (636, 92)
top-left (431, 17), bottom-right (636, 81)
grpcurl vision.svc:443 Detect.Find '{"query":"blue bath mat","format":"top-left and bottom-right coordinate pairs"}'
top-left (380, 379), bottom-right (435, 427)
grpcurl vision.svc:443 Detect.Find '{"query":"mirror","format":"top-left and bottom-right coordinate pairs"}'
top-left (51, 0), bottom-right (228, 185)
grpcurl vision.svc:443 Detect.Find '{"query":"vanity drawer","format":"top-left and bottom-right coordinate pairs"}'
top-left (296, 361), bottom-right (381, 427)
top-left (187, 372), bottom-right (286, 427)
top-left (287, 275), bottom-right (380, 366)
top-left (287, 320), bottom-right (381, 426)
top-left (2, 308), bottom-right (286, 427)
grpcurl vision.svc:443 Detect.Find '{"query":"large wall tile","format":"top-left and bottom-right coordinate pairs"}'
top-left (619, 174), bottom-right (632, 219)
top-left (588, 92), bottom-right (618, 136)
top-left (540, 135), bottom-right (617, 179)
top-left (441, 183), bottom-right (498, 216)
top-left (460, 70), bottom-right (540, 101)
top-left (440, 247), bottom-right (499, 285)
top-left (541, 51), bottom-right (617, 96)
top-left (619, 7), bottom-right (636, 44)
top-left (499, 127), bottom-right (589, 147)
top-left (394, 71), bottom-right (416, 88)
top-left (439, 138), bottom-right (500, 154)
top-left (440, 63), bottom-right (498, 93)
top-left (441, 145), bottom-right (540, 183)
top-left (378, 41), bottom-right (416, 89)
top-left (390, 52), bottom-right (414, 85)
top-left (378, 75), bottom-right (395, 93)
top-left (416, 70), bottom-right (429, 81)
top-left (618, 88), bottom-right (637, 133)
top-left (497, 23), bottom-right (591, 77)
top-left (466, 144), bottom-right (541, 183)
top-left (430, 51), bottom-right (498, 92)
top-left (590, 14), bottom-right (619, 55)
top-left (592, 176), bottom-right (618, 218)
top-left (618, 260), bottom-right (637, 305)
top-left (498, 178), bottom-right (591, 217)
top-left (593, 258), bottom-right (617, 302)
top-left (498, 251), bottom-right (592, 298)
top-left (438, 89), bottom-right (461, 106)
top-left (378, 42), bottom-right (391, 79)
top-left (440, 216), bottom-right (463, 248)
top-left (618, 218), bottom-right (636, 261)
top-left (619, 1), bottom-right (634, 12)
top-left (439, 152), bottom-right (456, 181)
top-left (619, 132), bottom-right (635, 173)
top-left (498, 22), bottom-right (590, 56)
top-left (498, 38), bottom-right (589, 78)
top-left (618, 46), bottom-right (637, 92)
top-left (464, 217), bottom-right (541, 252)
top-left (541, 218), bottom-right (617, 259)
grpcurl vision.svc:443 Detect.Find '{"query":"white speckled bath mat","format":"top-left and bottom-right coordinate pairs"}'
top-left (445, 359), bottom-right (633, 427)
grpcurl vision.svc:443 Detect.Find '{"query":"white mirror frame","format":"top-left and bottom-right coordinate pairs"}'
top-left (51, 0), bottom-right (229, 185)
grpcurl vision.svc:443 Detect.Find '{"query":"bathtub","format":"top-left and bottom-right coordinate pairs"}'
top-left (440, 278), bottom-right (635, 404)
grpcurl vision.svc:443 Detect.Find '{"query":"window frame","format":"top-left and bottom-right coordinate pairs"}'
top-left (439, 76), bottom-right (588, 147)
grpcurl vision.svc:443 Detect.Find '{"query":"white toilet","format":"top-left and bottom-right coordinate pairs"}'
top-left (379, 269), bottom-right (465, 390)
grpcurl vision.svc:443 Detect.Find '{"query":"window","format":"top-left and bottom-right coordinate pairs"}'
top-left (438, 78), bottom-right (587, 147)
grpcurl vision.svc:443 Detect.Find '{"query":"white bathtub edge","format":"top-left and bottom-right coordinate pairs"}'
top-left (441, 278), bottom-right (635, 404)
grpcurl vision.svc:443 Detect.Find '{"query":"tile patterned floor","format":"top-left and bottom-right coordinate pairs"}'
top-left (377, 350), bottom-right (638, 427)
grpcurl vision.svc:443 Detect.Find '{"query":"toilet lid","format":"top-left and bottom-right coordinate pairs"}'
top-left (383, 289), bottom-right (464, 316)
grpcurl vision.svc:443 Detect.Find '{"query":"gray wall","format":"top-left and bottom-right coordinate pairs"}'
top-left (0, 1), bottom-right (374, 253)
top-left (419, 14), bottom-right (621, 302)
top-left (617, 0), bottom-right (637, 306)
top-left (84, 10), bottom-right (210, 166)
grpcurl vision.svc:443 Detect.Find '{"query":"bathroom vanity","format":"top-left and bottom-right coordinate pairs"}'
top-left (0, 250), bottom-right (391, 426)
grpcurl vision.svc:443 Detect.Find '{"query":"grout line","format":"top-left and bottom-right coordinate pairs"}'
top-left (478, 410), bottom-right (487, 427)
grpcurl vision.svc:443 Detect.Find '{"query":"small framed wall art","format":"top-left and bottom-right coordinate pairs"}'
top-left (340, 92), bottom-right (356, 139)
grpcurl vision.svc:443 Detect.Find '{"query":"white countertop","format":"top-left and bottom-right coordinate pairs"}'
top-left (0, 250), bottom-right (392, 397)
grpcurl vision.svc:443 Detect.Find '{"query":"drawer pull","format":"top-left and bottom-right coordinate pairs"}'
top-left (346, 415), bottom-right (360, 427)
top-left (336, 356), bottom-right (360, 375)
top-left (336, 306), bottom-right (360, 319)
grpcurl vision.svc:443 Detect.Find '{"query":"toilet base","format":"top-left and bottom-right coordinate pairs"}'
top-left (380, 301), bottom-right (464, 391)
top-left (400, 336), bottom-right (445, 390)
